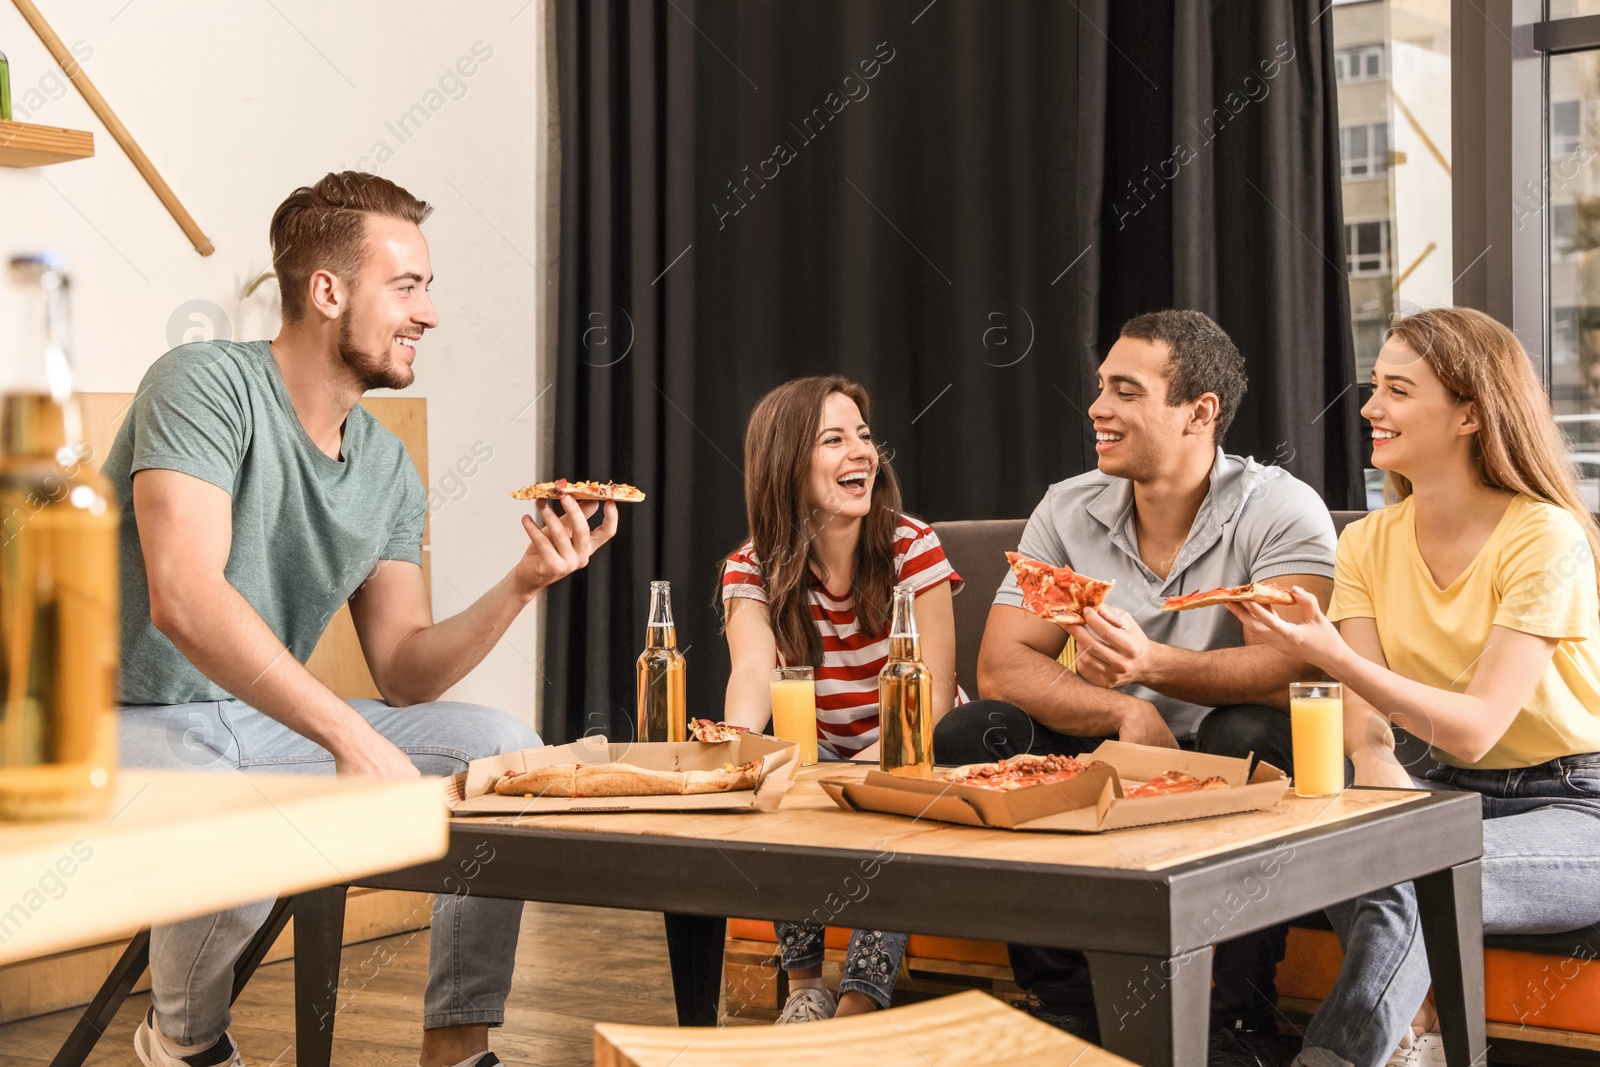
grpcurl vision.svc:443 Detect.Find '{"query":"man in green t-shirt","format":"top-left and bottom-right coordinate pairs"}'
top-left (104, 172), bottom-right (611, 1067)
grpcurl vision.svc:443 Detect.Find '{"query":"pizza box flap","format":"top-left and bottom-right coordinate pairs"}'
top-left (817, 743), bottom-right (1288, 833)
top-left (448, 733), bottom-right (800, 815)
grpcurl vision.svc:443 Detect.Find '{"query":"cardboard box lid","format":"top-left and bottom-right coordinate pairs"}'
top-left (448, 733), bottom-right (800, 816)
top-left (821, 740), bottom-right (1289, 833)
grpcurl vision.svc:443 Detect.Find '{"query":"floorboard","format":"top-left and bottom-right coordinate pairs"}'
top-left (0, 902), bottom-right (683, 1066)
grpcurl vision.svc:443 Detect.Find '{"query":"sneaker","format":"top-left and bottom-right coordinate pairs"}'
top-left (775, 986), bottom-right (838, 1024)
top-left (1209, 1018), bottom-right (1278, 1067)
top-left (1385, 1030), bottom-right (1447, 1067)
top-left (1013, 995), bottom-right (1101, 1044)
top-left (134, 1008), bottom-right (246, 1067)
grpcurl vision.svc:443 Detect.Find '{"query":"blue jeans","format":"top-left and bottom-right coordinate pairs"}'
top-left (1298, 754), bottom-right (1600, 1067)
top-left (119, 698), bottom-right (540, 1046)
top-left (774, 922), bottom-right (909, 1009)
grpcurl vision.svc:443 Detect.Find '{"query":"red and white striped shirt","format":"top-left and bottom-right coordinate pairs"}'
top-left (721, 515), bottom-right (964, 759)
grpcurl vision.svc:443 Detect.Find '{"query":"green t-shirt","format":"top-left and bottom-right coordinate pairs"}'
top-left (102, 340), bottom-right (427, 705)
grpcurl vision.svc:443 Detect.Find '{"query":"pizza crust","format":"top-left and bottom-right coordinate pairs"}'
top-left (1161, 582), bottom-right (1295, 612)
top-left (491, 759), bottom-right (761, 798)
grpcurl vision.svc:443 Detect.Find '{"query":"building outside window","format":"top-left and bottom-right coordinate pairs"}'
top-left (1340, 123), bottom-right (1392, 179)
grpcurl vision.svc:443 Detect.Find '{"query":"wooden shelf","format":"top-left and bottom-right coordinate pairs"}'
top-left (0, 120), bottom-right (94, 167)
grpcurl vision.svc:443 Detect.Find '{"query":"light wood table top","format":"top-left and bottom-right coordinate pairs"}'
top-left (0, 771), bottom-right (447, 966)
top-left (593, 989), bottom-right (1136, 1067)
top-left (463, 763), bottom-right (1428, 873)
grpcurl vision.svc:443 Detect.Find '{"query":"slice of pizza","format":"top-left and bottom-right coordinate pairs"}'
top-left (1123, 770), bottom-right (1231, 798)
top-left (689, 718), bottom-right (750, 743)
top-left (510, 478), bottom-right (647, 502)
top-left (943, 753), bottom-right (1108, 791)
top-left (1161, 581), bottom-right (1295, 612)
top-left (1005, 551), bottom-right (1115, 628)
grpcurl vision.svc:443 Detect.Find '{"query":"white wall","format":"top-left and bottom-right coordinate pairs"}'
top-left (0, 0), bottom-right (556, 728)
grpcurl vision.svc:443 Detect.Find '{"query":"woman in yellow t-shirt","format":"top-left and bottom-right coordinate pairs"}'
top-left (1230, 307), bottom-right (1600, 1067)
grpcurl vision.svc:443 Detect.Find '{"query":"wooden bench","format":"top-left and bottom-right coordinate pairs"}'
top-left (598, 989), bottom-right (1135, 1066)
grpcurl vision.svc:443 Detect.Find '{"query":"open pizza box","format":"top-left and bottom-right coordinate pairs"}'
top-left (819, 740), bottom-right (1289, 833)
top-left (446, 733), bottom-right (801, 816)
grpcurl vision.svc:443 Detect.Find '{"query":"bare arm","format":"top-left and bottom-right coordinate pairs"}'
top-left (976, 603), bottom-right (1177, 747)
top-left (350, 496), bottom-right (618, 706)
top-left (1073, 574), bottom-right (1333, 710)
top-left (1231, 590), bottom-right (1558, 766)
top-left (134, 469), bottom-right (418, 778)
top-left (722, 596), bottom-right (778, 732)
top-left (912, 582), bottom-right (958, 723)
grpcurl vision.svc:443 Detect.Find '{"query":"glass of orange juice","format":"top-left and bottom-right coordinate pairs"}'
top-left (770, 666), bottom-right (818, 766)
top-left (1290, 682), bottom-right (1345, 798)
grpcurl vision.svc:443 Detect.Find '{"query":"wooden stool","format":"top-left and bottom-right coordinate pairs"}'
top-left (593, 989), bottom-right (1137, 1067)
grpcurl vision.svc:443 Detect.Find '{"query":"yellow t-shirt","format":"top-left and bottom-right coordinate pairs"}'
top-left (1329, 495), bottom-right (1600, 769)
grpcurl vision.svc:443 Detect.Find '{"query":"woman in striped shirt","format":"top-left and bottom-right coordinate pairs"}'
top-left (720, 375), bottom-right (963, 1023)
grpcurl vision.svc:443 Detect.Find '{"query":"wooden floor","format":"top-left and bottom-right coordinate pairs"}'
top-left (1, 902), bottom-right (689, 1067)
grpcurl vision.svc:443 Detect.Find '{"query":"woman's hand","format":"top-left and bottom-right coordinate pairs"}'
top-left (1350, 745), bottom-right (1419, 790)
top-left (1224, 586), bottom-right (1343, 673)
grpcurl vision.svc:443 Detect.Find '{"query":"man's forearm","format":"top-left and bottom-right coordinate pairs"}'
top-left (982, 646), bottom-right (1142, 737)
top-left (382, 570), bottom-right (535, 705)
top-left (1140, 643), bottom-right (1317, 710)
top-left (158, 582), bottom-right (375, 755)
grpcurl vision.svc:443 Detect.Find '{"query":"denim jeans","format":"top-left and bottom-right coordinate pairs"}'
top-left (774, 921), bottom-right (909, 1009)
top-left (1297, 753), bottom-right (1600, 1067)
top-left (119, 698), bottom-right (540, 1046)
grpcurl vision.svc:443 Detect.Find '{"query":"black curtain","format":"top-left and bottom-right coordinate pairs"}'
top-left (547, 0), bottom-right (1358, 743)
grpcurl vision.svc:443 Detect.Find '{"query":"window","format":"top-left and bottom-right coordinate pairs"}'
top-left (1340, 124), bottom-right (1390, 179)
top-left (1335, 43), bottom-right (1387, 83)
top-left (1552, 202), bottom-right (1580, 259)
top-left (1346, 221), bottom-right (1390, 277)
top-left (1553, 100), bottom-right (1583, 160)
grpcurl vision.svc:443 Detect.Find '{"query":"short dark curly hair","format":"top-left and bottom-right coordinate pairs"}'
top-left (1120, 309), bottom-right (1247, 444)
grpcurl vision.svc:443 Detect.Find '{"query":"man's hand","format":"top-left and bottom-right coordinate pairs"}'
top-left (513, 495), bottom-right (619, 597)
top-left (1116, 698), bottom-right (1180, 749)
top-left (1069, 605), bottom-right (1156, 689)
top-left (331, 729), bottom-right (423, 779)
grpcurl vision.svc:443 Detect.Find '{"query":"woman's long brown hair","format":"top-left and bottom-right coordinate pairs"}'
top-left (724, 376), bottom-right (905, 667)
top-left (1385, 307), bottom-right (1600, 599)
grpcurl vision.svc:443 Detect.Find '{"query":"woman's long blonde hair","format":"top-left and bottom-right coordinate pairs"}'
top-left (1385, 307), bottom-right (1600, 598)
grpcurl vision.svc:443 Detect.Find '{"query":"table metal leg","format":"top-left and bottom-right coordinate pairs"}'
top-left (1415, 860), bottom-right (1486, 1067)
top-left (662, 912), bottom-right (725, 1026)
top-left (293, 886), bottom-right (349, 1067)
top-left (1086, 947), bottom-right (1212, 1067)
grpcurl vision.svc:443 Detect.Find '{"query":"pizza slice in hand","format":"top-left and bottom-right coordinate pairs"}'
top-left (1005, 551), bottom-right (1115, 628)
top-left (1161, 581), bottom-right (1295, 612)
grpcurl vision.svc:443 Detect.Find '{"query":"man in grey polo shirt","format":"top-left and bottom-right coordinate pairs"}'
top-left (934, 310), bottom-right (1336, 1067)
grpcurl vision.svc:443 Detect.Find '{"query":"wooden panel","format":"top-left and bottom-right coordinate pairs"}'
top-left (77, 392), bottom-right (430, 701)
top-left (595, 989), bottom-right (1129, 1067)
top-left (0, 121), bottom-right (94, 168)
top-left (0, 887), bottom-right (430, 1024)
top-left (490, 764), bottom-right (1430, 874)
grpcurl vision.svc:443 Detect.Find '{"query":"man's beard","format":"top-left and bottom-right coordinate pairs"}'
top-left (339, 314), bottom-right (415, 391)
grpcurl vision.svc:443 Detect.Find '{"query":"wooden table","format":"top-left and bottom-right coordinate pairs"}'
top-left (0, 770), bottom-right (448, 966)
top-left (299, 765), bottom-right (1485, 1067)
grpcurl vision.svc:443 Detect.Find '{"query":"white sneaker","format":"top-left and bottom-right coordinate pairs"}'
top-left (134, 1008), bottom-right (247, 1067)
top-left (775, 986), bottom-right (838, 1024)
top-left (1384, 1030), bottom-right (1446, 1067)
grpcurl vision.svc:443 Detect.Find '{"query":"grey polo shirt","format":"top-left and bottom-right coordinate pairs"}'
top-left (995, 449), bottom-right (1336, 740)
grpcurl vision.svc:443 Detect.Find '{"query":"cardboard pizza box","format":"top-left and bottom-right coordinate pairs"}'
top-left (447, 733), bottom-right (801, 816)
top-left (818, 740), bottom-right (1289, 833)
